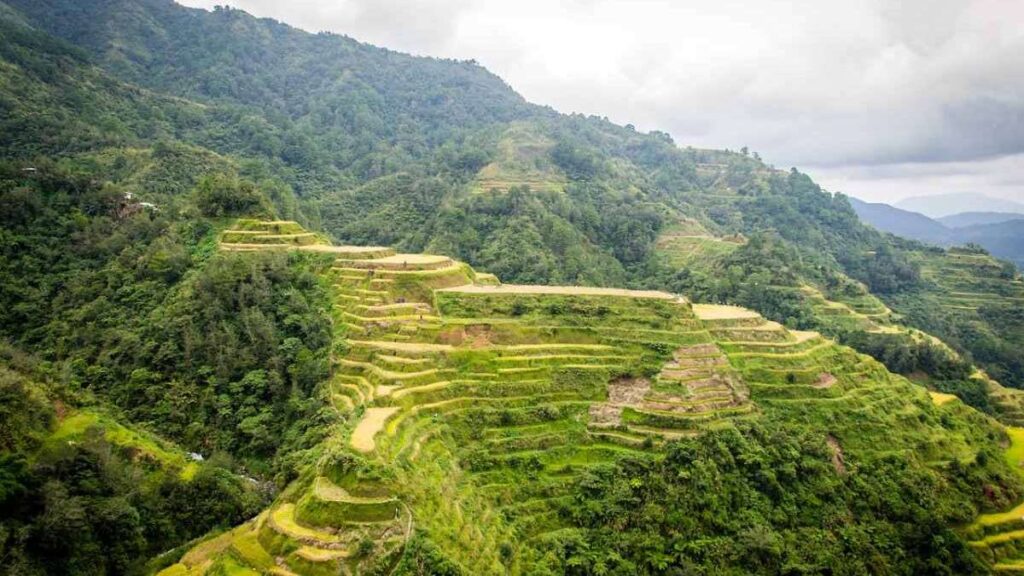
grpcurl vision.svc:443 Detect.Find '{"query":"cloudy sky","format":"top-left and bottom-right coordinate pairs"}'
top-left (179, 0), bottom-right (1023, 204)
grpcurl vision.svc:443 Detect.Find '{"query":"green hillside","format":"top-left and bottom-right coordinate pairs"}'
top-left (1, 0), bottom-right (1023, 574)
top-left (0, 356), bottom-right (266, 575)
top-left (147, 221), bottom-right (1023, 575)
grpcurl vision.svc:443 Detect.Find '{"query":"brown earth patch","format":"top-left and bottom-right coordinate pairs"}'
top-left (436, 327), bottom-right (464, 346)
top-left (607, 377), bottom-right (651, 405)
top-left (437, 324), bottom-right (493, 347)
top-left (813, 373), bottom-right (837, 389)
top-left (669, 356), bottom-right (728, 369)
top-left (827, 435), bottom-right (847, 474)
top-left (588, 404), bottom-right (623, 427)
top-left (466, 325), bottom-right (493, 348)
top-left (675, 344), bottom-right (721, 357)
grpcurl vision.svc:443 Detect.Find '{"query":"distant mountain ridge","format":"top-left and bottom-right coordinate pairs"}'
top-left (847, 197), bottom-right (951, 245)
top-left (895, 192), bottom-right (1024, 218)
top-left (850, 197), bottom-right (1024, 266)
top-left (939, 211), bottom-right (1024, 228)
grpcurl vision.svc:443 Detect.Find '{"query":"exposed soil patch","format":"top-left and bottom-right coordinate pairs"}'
top-left (466, 325), bottom-right (493, 348)
top-left (588, 377), bottom-right (650, 427)
top-left (827, 435), bottom-right (847, 475)
top-left (437, 327), bottom-right (464, 346)
top-left (607, 377), bottom-right (651, 405)
top-left (437, 324), bottom-right (493, 347)
top-left (813, 373), bottom-right (837, 389)
top-left (675, 344), bottom-right (720, 357)
top-left (669, 356), bottom-right (728, 369)
top-left (588, 404), bottom-right (623, 427)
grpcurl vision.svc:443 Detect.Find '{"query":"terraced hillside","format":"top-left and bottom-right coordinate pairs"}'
top-left (889, 248), bottom-right (1024, 386)
top-left (652, 226), bottom-right (1024, 429)
top-left (471, 123), bottom-right (568, 194)
top-left (967, 428), bottom-right (1024, 573)
top-left (158, 220), bottom-right (1021, 575)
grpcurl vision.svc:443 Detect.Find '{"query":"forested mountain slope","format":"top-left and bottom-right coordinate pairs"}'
top-left (2, 1), bottom-right (1024, 573)
top-left (157, 220), bottom-right (1023, 575)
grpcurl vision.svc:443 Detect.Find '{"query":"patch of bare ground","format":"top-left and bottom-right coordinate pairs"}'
top-left (813, 373), bottom-right (837, 389)
top-left (674, 343), bottom-right (721, 357)
top-left (589, 378), bottom-right (650, 427)
top-left (588, 404), bottom-right (623, 427)
top-left (607, 377), bottom-right (651, 405)
top-left (827, 435), bottom-right (847, 474)
top-left (437, 325), bottom-right (493, 347)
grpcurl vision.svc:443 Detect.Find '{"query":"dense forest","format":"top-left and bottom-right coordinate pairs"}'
top-left (1, 0), bottom-right (1024, 574)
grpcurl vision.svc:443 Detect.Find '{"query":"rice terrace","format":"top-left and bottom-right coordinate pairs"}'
top-left (2, 1), bottom-right (1024, 575)
top-left (138, 220), bottom-right (1024, 575)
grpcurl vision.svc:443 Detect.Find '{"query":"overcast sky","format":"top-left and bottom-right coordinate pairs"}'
top-left (178, 0), bottom-right (1023, 204)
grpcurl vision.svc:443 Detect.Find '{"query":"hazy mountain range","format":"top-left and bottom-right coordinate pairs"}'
top-left (894, 192), bottom-right (1024, 218)
top-left (850, 196), bottom-right (1024, 265)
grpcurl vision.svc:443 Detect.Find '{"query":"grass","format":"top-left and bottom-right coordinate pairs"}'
top-left (656, 234), bottom-right (740, 268)
top-left (350, 407), bottom-right (400, 452)
top-left (50, 410), bottom-right (196, 479)
top-left (269, 504), bottom-right (344, 543)
top-left (1007, 428), bottom-right (1024, 471)
top-left (470, 123), bottom-right (568, 195)
top-left (929, 391), bottom-right (959, 406)
top-left (692, 304), bottom-right (761, 320)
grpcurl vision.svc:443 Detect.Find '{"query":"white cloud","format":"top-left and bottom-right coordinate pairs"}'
top-left (177, 0), bottom-right (1024, 202)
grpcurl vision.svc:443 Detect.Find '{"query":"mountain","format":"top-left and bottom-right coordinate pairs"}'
top-left (3, 1), bottom-right (1024, 574)
top-left (848, 196), bottom-right (952, 245)
top-left (164, 219), bottom-right (1024, 575)
top-left (896, 192), bottom-right (1024, 218)
top-left (958, 219), bottom-right (1024, 266)
top-left (850, 198), bottom-right (1024, 266)
top-left (940, 211), bottom-right (1024, 228)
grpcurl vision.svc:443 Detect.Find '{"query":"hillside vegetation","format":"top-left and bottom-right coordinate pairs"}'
top-left (0, 0), bottom-right (1023, 574)
top-left (151, 220), bottom-right (1023, 575)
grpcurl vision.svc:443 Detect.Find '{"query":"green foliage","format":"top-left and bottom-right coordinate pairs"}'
top-left (0, 164), bottom-right (335, 469)
top-left (193, 174), bottom-right (270, 217)
top-left (392, 534), bottom-right (466, 576)
top-left (0, 361), bottom-right (266, 576)
top-left (556, 422), bottom-right (1004, 575)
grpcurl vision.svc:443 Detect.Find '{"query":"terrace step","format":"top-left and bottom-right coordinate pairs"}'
top-left (268, 504), bottom-right (345, 547)
top-left (336, 254), bottom-right (454, 271)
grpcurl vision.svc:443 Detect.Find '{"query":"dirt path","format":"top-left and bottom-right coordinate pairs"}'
top-left (438, 284), bottom-right (677, 299)
top-left (692, 304), bottom-right (761, 320)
